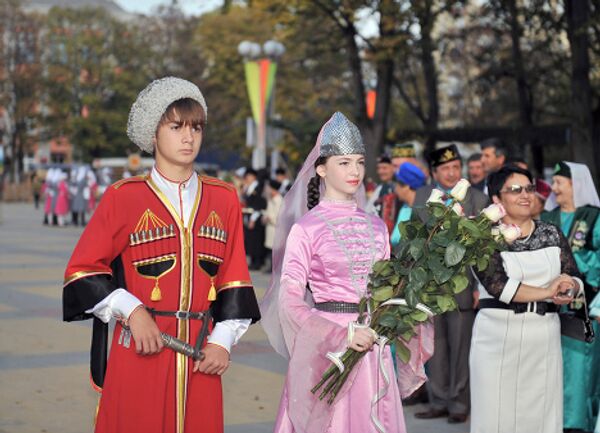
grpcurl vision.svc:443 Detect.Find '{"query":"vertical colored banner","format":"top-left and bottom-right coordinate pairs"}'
top-left (244, 61), bottom-right (261, 124)
top-left (244, 59), bottom-right (277, 126)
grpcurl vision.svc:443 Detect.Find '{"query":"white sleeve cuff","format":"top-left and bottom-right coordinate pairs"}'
top-left (84, 288), bottom-right (143, 323)
top-left (207, 319), bottom-right (251, 353)
top-left (499, 278), bottom-right (521, 304)
top-left (250, 211), bottom-right (261, 223)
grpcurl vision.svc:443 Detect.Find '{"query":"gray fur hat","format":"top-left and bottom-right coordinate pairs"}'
top-left (127, 77), bottom-right (208, 154)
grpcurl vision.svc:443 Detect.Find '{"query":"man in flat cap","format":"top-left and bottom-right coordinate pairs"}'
top-left (412, 143), bottom-right (488, 424)
top-left (62, 77), bottom-right (260, 433)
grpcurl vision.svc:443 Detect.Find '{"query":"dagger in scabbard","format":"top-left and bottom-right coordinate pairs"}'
top-left (160, 333), bottom-right (205, 361)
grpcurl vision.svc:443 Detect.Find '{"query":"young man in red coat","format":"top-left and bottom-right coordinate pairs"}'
top-left (63, 77), bottom-right (260, 433)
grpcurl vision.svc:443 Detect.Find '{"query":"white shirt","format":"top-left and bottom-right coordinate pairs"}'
top-left (244, 180), bottom-right (262, 222)
top-left (86, 166), bottom-right (250, 352)
top-left (278, 178), bottom-right (291, 195)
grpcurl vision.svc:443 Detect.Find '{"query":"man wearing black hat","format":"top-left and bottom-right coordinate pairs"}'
top-left (241, 168), bottom-right (267, 270)
top-left (412, 144), bottom-right (488, 424)
top-left (274, 167), bottom-right (292, 196)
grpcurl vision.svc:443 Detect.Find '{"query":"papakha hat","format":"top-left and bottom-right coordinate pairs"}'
top-left (429, 144), bottom-right (461, 168)
top-left (391, 143), bottom-right (416, 159)
top-left (127, 77), bottom-right (207, 154)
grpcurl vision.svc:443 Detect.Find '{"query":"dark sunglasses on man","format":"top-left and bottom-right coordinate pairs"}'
top-left (500, 184), bottom-right (536, 195)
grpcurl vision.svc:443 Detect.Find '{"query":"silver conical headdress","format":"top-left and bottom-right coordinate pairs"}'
top-left (319, 112), bottom-right (365, 157)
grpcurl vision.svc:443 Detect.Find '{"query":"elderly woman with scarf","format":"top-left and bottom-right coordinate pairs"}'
top-left (542, 161), bottom-right (600, 433)
top-left (260, 112), bottom-right (432, 433)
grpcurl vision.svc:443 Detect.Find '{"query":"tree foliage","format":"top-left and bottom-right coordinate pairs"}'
top-left (0, 0), bottom-right (43, 181)
top-left (2, 0), bottom-right (599, 178)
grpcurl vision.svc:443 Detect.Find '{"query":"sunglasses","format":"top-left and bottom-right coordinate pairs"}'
top-left (500, 184), bottom-right (536, 195)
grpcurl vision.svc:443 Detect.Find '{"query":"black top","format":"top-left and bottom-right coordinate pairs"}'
top-left (475, 221), bottom-right (581, 299)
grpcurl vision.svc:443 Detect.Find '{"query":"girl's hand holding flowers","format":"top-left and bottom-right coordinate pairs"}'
top-left (349, 326), bottom-right (377, 352)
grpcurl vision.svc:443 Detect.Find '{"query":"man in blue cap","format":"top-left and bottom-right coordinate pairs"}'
top-left (389, 162), bottom-right (426, 246)
top-left (412, 143), bottom-right (488, 424)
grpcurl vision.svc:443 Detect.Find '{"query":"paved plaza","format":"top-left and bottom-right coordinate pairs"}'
top-left (0, 202), bottom-right (468, 433)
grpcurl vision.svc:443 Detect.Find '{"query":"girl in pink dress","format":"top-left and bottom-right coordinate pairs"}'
top-left (54, 171), bottom-right (70, 226)
top-left (87, 168), bottom-right (98, 212)
top-left (261, 112), bottom-right (432, 433)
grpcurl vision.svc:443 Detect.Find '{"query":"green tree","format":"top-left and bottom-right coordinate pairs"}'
top-left (565, 0), bottom-right (598, 179)
top-left (0, 0), bottom-right (43, 182)
top-left (42, 6), bottom-right (155, 160)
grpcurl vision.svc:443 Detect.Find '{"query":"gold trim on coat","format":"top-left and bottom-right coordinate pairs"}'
top-left (63, 271), bottom-right (112, 286)
top-left (218, 280), bottom-right (253, 292)
top-left (146, 177), bottom-right (185, 228)
top-left (145, 174), bottom-right (203, 433)
top-left (133, 254), bottom-right (177, 267)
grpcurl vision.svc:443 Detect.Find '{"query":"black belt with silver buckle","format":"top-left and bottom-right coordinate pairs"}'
top-left (479, 298), bottom-right (559, 315)
top-left (146, 307), bottom-right (212, 354)
top-left (314, 301), bottom-right (359, 314)
top-left (146, 308), bottom-right (208, 320)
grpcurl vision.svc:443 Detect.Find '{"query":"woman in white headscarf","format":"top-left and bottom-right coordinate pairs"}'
top-left (542, 161), bottom-right (600, 433)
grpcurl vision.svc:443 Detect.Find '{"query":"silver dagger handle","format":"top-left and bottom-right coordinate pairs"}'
top-left (161, 333), bottom-right (205, 361)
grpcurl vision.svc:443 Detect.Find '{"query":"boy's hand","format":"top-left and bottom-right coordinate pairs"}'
top-left (193, 343), bottom-right (230, 375)
top-left (128, 307), bottom-right (164, 355)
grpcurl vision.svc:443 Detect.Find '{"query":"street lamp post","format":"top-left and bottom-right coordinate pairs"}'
top-left (238, 40), bottom-right (285, 170)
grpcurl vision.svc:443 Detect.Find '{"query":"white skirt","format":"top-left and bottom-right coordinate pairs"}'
top-left (469, 308), bottom-right (563, 433)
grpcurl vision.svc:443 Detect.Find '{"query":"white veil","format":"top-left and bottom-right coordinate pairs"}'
top-left (260, 114), bottom-right (366, 359)
top-left (545, 161), bottom-right (600, 211)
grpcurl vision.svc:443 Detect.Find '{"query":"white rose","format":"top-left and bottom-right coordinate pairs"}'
top-left (452, 202), bottom-right (464, 216)
top-left (499, 223), bottom-right (521, 243)
top-left (481, 203), bottom-right (506, 223)
top-left (450, 178), bottom-right (470, 201)
top-left (490, 225), bottom-right (502, 241)
top-left (427, 189), bottom-right (445, 205)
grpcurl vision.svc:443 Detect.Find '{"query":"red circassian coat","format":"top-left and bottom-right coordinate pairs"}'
top-left (63, 174), bottom-right (260, 433)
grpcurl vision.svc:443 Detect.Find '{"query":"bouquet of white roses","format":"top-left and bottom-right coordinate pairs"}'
top-left (312, 179), bottom-right (516, 404)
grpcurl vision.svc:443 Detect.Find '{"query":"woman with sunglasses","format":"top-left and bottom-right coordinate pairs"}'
top-left (469, 165), bottom-right (583, 433)
top-left (541, 161), bottom-right (600, 433)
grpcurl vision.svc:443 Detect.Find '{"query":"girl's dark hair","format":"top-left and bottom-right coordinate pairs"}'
top-left (307, 156), bottom-right (328, 210)
top-left (487, 165), bottom-right (533, 199)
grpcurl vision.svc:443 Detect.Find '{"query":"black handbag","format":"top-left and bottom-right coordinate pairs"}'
top-left (559, 296), bottom-right (595, 343)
